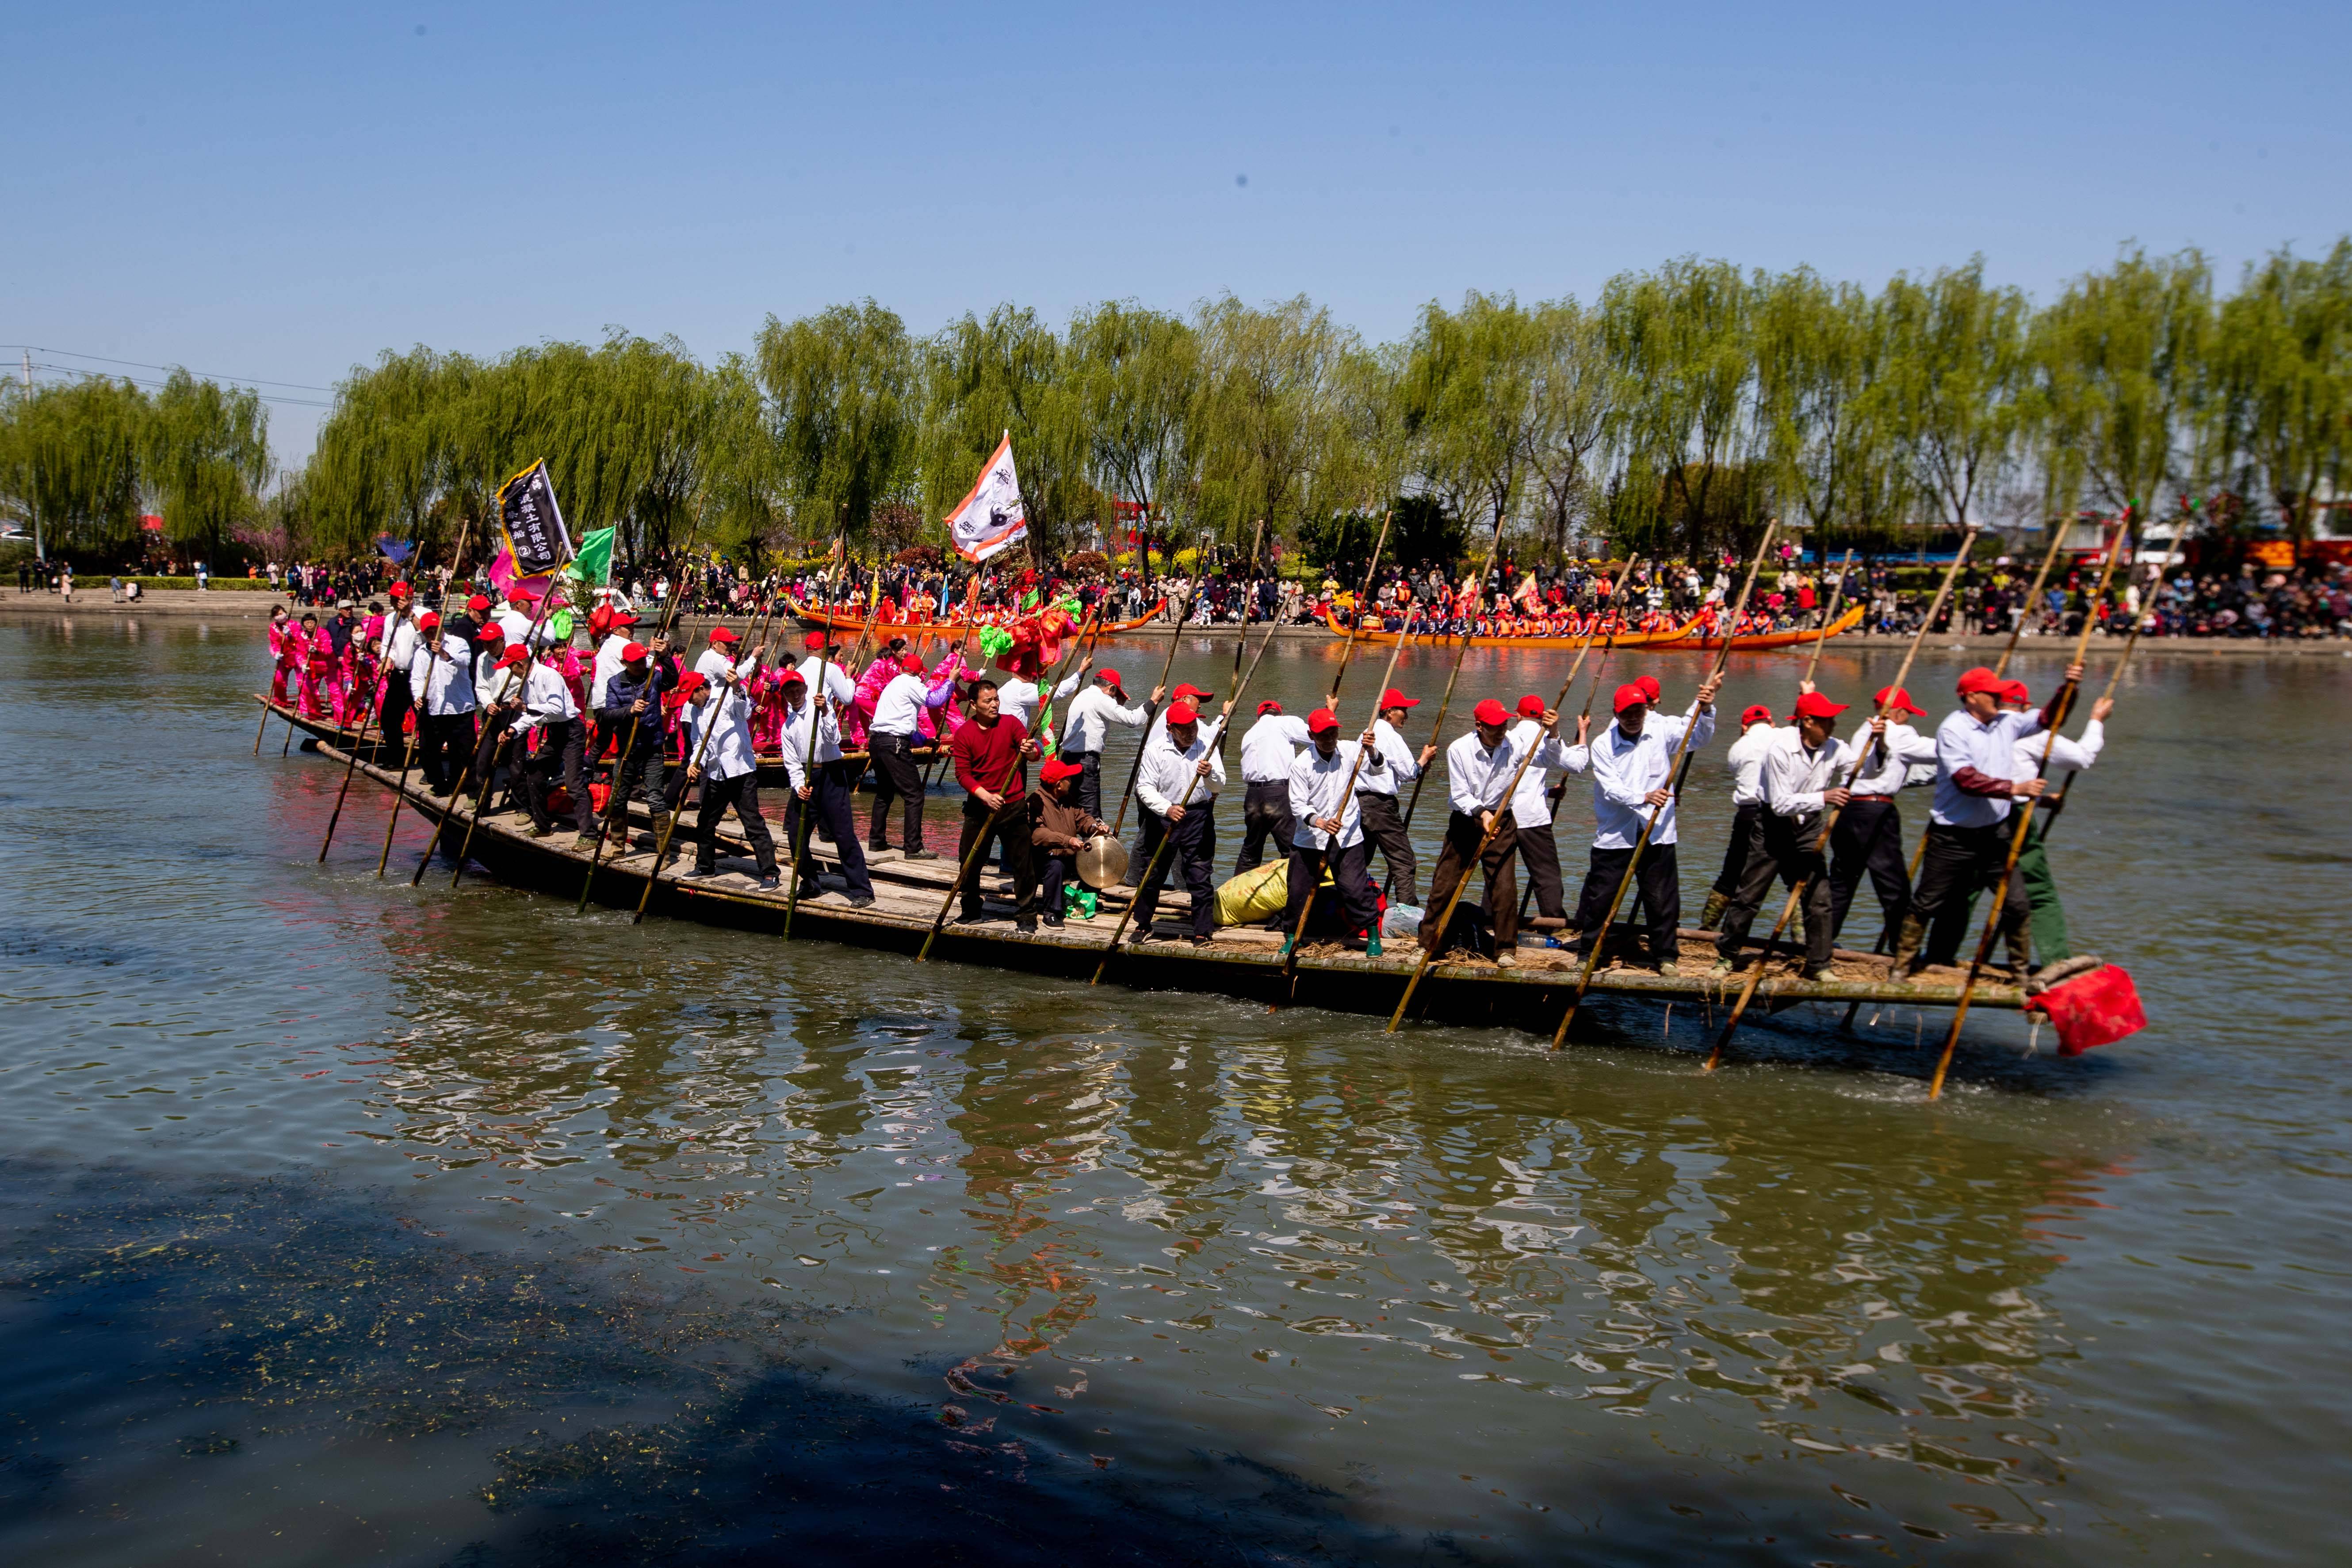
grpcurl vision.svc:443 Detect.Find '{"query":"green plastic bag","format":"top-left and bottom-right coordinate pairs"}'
top-left (1066, 886), bottom-right (1098, 920)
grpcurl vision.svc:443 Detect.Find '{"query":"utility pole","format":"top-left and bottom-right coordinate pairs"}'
top-left (22, 351), bottom-right (42, 563)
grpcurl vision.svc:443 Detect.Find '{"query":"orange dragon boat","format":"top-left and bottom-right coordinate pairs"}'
top-left (1319, 608), bottom-right (1701, 650)
top-left (1678, 603), bottom-right (1866, 652)
top-left (789, 596), bottom-right (1168, 638)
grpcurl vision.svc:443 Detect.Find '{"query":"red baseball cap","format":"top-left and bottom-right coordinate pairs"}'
top-left (1873, 685), bottom-right (1926, 716)
top-left (1166, 701), bottom-right (1200, 725)
top-left (465, 594), bottom-right (491, 615)
top-left (620, 641), bottom-right (647, 662)
top-left (417, 610), bottom-right (440, 629)
top-left (507, 587), bottom-right (538, 604)
top-left (900, 653), bottom-right (926, 673)
top-left (477, 622), bottom-right (505, 642)
top-left (1612, 683), bottom-right (1647, 714)
top-left (675, 671), bottom-right (709, 698)
top-left (1999, 679), bottom-right (2031, 705)
top-left (804, 632), bottom-right (830, 651)
top-left (387, 581), bottom-right (411, 598)
top-left (1096, 667), bottom-right (1123, 687)
top-left (1515, 694), bottom-right (1545, 718)
top-left (1305, 707), bottom-right (1340, 733)
top-left (1740, 703), bottom-right (1773, 726)
top-left (1794, 691), bottom-right (1849, 719)
top-left (610, 609), bottom-right (639, 626)
top-left (1172, 683), bottom-right (1213, 700)
top-left (1041, 757), bottom-right (1085, 783)
top-left (496, 644), bottom-right (530, 667)
top-left (780, 669), bottom-right (806, 688)
top-left (1635, 675), bottom-right (1661, 703)
top-left (1257, 699), bottom-right (1283, 715)
top-left (1379, 687), bottom-right (1419, 710)
top-left (1472, 698), bottom-right (1510, 726)
top-left (1955, 666), bottom-right (2003, 695)
top-left (709, 626), bottom-right (740, 644)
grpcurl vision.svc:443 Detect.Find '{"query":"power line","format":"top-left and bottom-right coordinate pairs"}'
top-left (19, 360), bottom-right (333, 409)
top-left (0, 344), bottom-right (336, 394)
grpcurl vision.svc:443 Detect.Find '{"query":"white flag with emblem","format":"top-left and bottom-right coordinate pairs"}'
top-left (944, 432), bottom-right (1029, 562)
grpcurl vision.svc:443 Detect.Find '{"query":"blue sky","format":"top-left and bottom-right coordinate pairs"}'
top-left (8, 1), bottom-right (2344, 459)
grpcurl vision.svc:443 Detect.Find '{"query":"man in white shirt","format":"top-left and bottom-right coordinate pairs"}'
top-left (375, 581), bottom-right (423, 760)
top-left (794, 632), bottom-right (859, 709)
top-left (776, 670), bottom-right (874, 906)
top-left (1128, 702), bottom-right (1226, 945)
top-left (1504, 693), bottom-right (1587, 927)
top-left (1965, 678), bottom-right (2113, 977)
top-left (997, 656), bottom-right (1086, 734)
top-left (588, 609), bottom-right (646, 712)
top-left (1419, 698), bottom-right (1558, 967)
top-left (677, 669), bottom-right (779, 887)
top-left (1235, 700), bottom-right (1309, 876)
top-left (1894, 662), bottom-right (2079, 978)
top-left (510, 646), bottom-right (596, 838)
top-left (1358, 687), bottom-right (1439, 904)
top-left (1702, 704), bottom-right (1783, 931)
top-left (1059, 667), bottom-right (1160, 820)
top-left (404, 611), bottom-right (478, 795)
top-left (865, 651), bottom-right (945, 857)
top-left (1568, 675), bottom-right (1719, 972)
top-left (1826, 684), bottom-right (1939, 942)
top-left (1710, 690), bottom-right (1869, 979)
top-left (1279, 709), bottom-right (1384, 956)
top-left (493, 589), bottom-right (546, 650)
top-left (464, 626), bottom-right (523, 806)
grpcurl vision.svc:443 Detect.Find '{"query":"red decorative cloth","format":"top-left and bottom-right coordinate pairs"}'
top-left (2024, 965), bottom-right (2147, 1056)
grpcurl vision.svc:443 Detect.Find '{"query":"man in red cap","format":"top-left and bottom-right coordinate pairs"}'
top-left (493, 586), bottom-right (543, 650)
top-left (1568, 671), bottom-right (1719, 972)
top-left (1356, 688), bottom-right (1439, 904)
top-left (1420, 697), bottom-right (1561, 966)
top-left (867, 649), bottom-right (947, 857)
top-left (403, 608), bottom-right (480, 795)
top-left (465, 628), bottom-right (524, 807)
top-left (794, 631), bottom-right (857, 710)
top-left (1059, 666), bottom-right (1162, 820)
top-left (592, 639), bottom-right (675, 849)
top-left (1711, 689), bottom-right (1874, 980)
top-left (1145, 682), bottom-right (1226, 749)
top-left (1129, 700), bottom-right (1226, 945)
top-left (1503, 692), bottom-right (1587, 927)
top-left (776, 669), bottom-right (875, 906)
top-left (374, 580), bottom-right (425, 759)
top-left (1824, 683), bottom-right (1939, 942)
top-left (1027, 756), bottom-right (1108, 925)
top-left (448, 593), bottom-right (492, 661)
top-left (1702, 701), bottom-right (1786, 931)
top-left (1894, 660), bottom-right (2080, 978)
top-left (588, 606), bottom-right (648, 715)
top-left (1279, 708), bottom-right (1385, 956)
top-left (947, 679), bottom-right (1045, 929)
top-left (676, 668), bottom-right (780, 886)
top-left (510, 643), bottom-right (597, 839)
top-left (1234, 698), bottom-right (1309, 876)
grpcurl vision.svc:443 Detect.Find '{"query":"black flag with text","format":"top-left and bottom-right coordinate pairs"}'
top-left (497, 460), bottom-right (571, 579)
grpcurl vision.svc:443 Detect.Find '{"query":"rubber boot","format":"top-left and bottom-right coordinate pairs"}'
top-left (1889, 913), bottom-right (1930, 979)
top-left (1699, 890), bottom-right (1728, 931)
top-left (2002, 923), bottom-right (2034, 985)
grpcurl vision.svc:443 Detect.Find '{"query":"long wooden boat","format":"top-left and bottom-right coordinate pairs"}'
top-left (1319, 608), bottom-right (1702, 650)
top-left (1679, 604), bottom-right (1866, 652)
top-left (788, 596), bottom-right (1168, 638)
top-left (252, 694), bottom-right (940, 789)
top-left (309, 738), bottom-right (2033, 1048)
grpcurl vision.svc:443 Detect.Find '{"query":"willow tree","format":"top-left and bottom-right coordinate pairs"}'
top-left (2207, 241), bottom-right (2351, 545)
top-left (920, 304), bottom-right (1090, 560)
top-left (1881, 260), bottom-right (2031, 539)
top-left (1599, 257), bottom-right (1756, 556)
top-left (0, 376), bottom-right (148, 558)
top-left (1067, 300), bottom-right (1200, 541)
top-left (1523, 299), bottom-right (1610, 565)
top-left (310, 346), bottom-right (479, 558)
top-left (1193, 294), bottom-right (1358, 549)
top-left (2031, 247), bottom-right (2213, 523)
top-left (1400, 291), bottom-right (1546, 555)
top-left (757, 301), bottom-right (918, 548)
top-left (141, 369), bottom-right (269, 555)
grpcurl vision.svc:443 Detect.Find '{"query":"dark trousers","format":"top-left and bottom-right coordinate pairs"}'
top-left (1828, 798), bottom-right (1908, 938)
top-left (376, 671), bottom-right (414, 763)
top-left (1358, 790), bottom-right (1418, 904)
top-left (1034, 846), bottom-right (1078, 917)
top-left (694, 770), bottom-right (776, 876)
top-left (469, 710), bottom-right (517, 803)
top-left (1511, 814), bottom-right (1565, 919)
top-left (955, 801), bottom-right (1036, 919)
top-left (1283, 839), bottom-right (1381, 942)
top-left (1059, 748), bottom-right (1104, 822)
top-left (1573, 841), bottom-right (1682, 962)
top-left (1913, 820), bottom-right (2031, 966)
top-left (1420, 810), bottom-right (1519, 955)
top-left (866, 733), bottom-right (926, 849)
top-left (417, 710), bottom-right (474, 793)
top-left (522, 716), bottom-right (594, 833)
top-left (602, 738), bottom-right (668, 839)
top-left (1135, 806), bottom-right (1217, 937)
top-left (1234, 779), bottom-right (1296, 877)
top-left (784, 761), bottom-right (873, 895)
top-left (1711, 802), bottom-right (1762, 896)
top-left (1714, 812), bottom-right (1834, 970)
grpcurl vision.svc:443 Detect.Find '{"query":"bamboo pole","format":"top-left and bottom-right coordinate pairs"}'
top-left (1088, 610), bottom-right (1287, 979)
top-left (1387, 565), bottom-right (1641, 1031)
top-left (1545, 524), bottom-right (1780, 1048)
top-left (1800, 550), bottom-right (1855, 687)
top-left (913, 602), bottom-right (1105, 961)
top-left (1703, 530), bottom-right (1981, 1068)
top-left (1107, 531), bottom-right (1209, 838)
top-left (1400, 510), bottom-right (1518, 828)
top-left (1926, 526), bottom-right (2128, 1099)
top-left (1991, 522), bottom-right (2073, 678)
top-left (2034, 618), bottom-right (2140, 844)
top-left (1323, 510), bottom-right (1394, 708)
top-left (1230, 519), bottom-right (1266, 686)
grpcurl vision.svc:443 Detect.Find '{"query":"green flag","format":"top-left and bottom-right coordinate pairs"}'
top-left (569, 526), bottom-right (616, 586)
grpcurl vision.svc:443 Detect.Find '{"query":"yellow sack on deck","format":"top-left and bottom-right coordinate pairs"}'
top-left (1213, 860), bottom-right (1289, 927)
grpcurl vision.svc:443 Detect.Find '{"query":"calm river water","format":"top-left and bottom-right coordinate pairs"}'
top-left (1, 613), bottom-right (2346, 1566)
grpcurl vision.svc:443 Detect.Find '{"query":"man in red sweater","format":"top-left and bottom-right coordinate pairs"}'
top-left (949, 678), bottom-right (1044, 929)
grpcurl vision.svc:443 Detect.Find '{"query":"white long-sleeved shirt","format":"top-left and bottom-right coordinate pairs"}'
top-left (2010, 718), bottom-right (2104, 794)
top-left (1505, 718), bottom-right (1583, 828)
top-left (683, 685), bottom-right (758, 782)
top-left (870, 670), bottom-right (939, 736)
top-left (1060, 684), bottom-right (1151, 754)
top-left (795, 653), bottom-right (858, 708)
top-left (1355, 717), bottom-right (1422, 798)
top-left (1846, 720), bottom-right (1939, 796)
top-left (1239, 714), bottom-right (1311, 783)
top-left (510, 662), bottom-right (580, 733)
top-left (1930, 707), bottom-right (2048, 829)
top-left (998, 669), bottom-right (1083, 732)
top-left (1584, 704), bottom-right (1716, 848)
top-left (1288, 740), bottom-right (1367, 850)
top-left (1724, 721), bottom-right (1784, 807)
top-left (777, 697), bottom-right (843, 789)
top-left (474, 651), bottom-right (528, 710)
top-left (1444, 723), bottom-right (1576, 820)
top-left (493, 605), bottom-right (551, 649)
top-left (694, 646), bottom-right (760, 690)
top-left (406, 634), bottom-right (477, 715)
top-left (1759, 728), bottom-right (1862, 818)
top-left (379, 611), bottom-right (421, 673)
top-left (1136, 728), bottom-right (1226, 815)
top-left (590, 633), bottom-right (635, 711)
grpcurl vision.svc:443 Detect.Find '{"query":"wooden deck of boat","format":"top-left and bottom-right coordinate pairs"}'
top-left (314, 741), bottom-right (2024, 1038)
